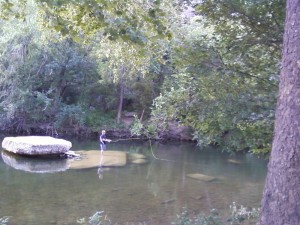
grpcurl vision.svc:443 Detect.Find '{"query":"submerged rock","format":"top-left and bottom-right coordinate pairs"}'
top-left (64, 150), bottom-right (81, 158)
top-left (128, 153), bottom-right (147, 161)
top-left (130, 158), bottom-right (148, 164)
top-left (161, 199), bottom-right (176, 204)
top-left (68, 150), bottom-right (127, 169)
top-left (128, 153), bottom-right (147, 164)
top-left (2, 136), bottom-right (72, 156)
top-left (187, 173), bottom-right (216, 182)
top-left (227, 159), bottom-right (242, 164)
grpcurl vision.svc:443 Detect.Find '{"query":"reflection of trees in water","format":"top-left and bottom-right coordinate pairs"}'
top-left (127, 145), bottom-right (145, 153)
top-left (0, 140), bottom-right (267, 224)
top-left (138, 143), bottom-right (265, 215)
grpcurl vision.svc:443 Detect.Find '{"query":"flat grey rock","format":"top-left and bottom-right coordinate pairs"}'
top-left (187, 173), bottom-right (216, 182)
top-left (2, 136), bottom-right (72, 155)
top-left (130, 158), bottom-right (148, 164)
top-left (128, 153), bottom-right (146, 160)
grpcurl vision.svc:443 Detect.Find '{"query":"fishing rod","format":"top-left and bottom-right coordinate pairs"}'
top-left (110, 137), bottom-right (148, 142)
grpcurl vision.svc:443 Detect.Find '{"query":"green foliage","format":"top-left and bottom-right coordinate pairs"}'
top-left (54, 104), bottom-right (85, 127)
top-left (35, 0), bottom-right (172, 43)
top-left (130, 78), bottom-right (157, 117)
top-left (0, 33), bottom-right (100, 133)
top-left (151, 1), bottom-right (283, 153)
top-left (173, 203), bottom-right (260, 225)
top-left (0, 3), bottom-right (102, 135)
top-left (130, 115), bottom-right (158, 139)
top-left (173, 208), bottom-right (221, 225)
top-left (77, 211), bottom-right (111, 225)
top-left (85, 110), bottom-right (120, 132)
top-left (76, 203), bottom-right (259, 225)
top-left (0, 0), bottom-right (172, 136)
top-left (130, 115), bottom-right (144, 136)
top-left (0, 217), bottom-right (10, 225)
top-left (0, 0), bottom-right (284, 153)
top-left (227, 202), bottom-right (260, 225)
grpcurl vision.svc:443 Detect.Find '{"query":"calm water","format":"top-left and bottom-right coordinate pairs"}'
top-left (0, 139), bottom-right (267, 225)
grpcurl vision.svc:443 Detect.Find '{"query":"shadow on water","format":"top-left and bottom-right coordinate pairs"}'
top-left (0, 140), bottom-right (268, 225)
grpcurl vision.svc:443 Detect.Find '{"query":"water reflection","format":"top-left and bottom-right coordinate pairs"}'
top-left (97, 167), bottom-right (103, 180)
top-left (0, 140), bottom-right (267, 225)
top-left (1, 149), bottom-right (148, 174)
top-left (1, 150), bottom-right (68, 173)
top-left (96, 166), bottom-right (112, 180)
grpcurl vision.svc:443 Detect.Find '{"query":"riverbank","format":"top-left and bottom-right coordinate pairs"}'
top-left (0, 120), bottom-right (195, 143)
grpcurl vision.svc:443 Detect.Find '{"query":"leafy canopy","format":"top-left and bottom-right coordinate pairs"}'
top-left (0, 0), bottom-right (172, 43)
top-left (151, 0), bottom-right (284, 153)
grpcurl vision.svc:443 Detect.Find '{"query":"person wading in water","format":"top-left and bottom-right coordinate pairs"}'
top-left (98, 130), bottom-right (112, 179)
top-left (99, 130), bottom-right (111, 151)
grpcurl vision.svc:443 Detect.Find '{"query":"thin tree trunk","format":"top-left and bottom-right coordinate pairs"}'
top-left (139, 108), bottom-right (145, 121)
top-left (52, 65), bottom-right (66, 116)
top-left (116, 82), bottom-right (124, 124)
top-left (259, 1), bottom-right (300, 224)
top-left (116, 65), bottom-right (126, 123)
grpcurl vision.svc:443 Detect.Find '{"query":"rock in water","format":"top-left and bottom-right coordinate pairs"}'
top-left (130, 158), bottom-right (148, 164)
top-left (187, 173), bottom-right (216, 182)
top-left (68, 150), bottom-right (127, 169)
top-left (227, 159), bottom-right (242, 164)
top-left (2, 136), bottom-right (72, 156)
top-left (128, 153), bottom-right (148, 164)
top-left (128, 153), bottom-right (147, 161)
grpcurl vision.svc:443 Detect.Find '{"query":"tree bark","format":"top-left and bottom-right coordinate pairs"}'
top-left (259, 1), bottom-right (300, 224)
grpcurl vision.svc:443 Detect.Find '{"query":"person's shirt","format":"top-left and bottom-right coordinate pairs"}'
top-left (100, 134), bottom-right (107, 144)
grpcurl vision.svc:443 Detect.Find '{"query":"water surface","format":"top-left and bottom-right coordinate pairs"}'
top-left (0, 140), bottom-right (267, 225)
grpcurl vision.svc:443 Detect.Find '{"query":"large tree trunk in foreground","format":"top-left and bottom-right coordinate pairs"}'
top-left (259, 1), bottom-right (300, 224)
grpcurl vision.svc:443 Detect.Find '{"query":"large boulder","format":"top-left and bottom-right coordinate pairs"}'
top-left (2, 136), bottom-right (72, 156)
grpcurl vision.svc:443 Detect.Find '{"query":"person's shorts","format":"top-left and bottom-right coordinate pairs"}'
top-left (100, 144), bottom-right (106, 151)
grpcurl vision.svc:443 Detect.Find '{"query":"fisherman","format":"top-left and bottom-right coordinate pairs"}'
top-left (99, 130), bottom-right (111, 151)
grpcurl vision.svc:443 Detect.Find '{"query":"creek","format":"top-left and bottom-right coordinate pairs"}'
top-left (0, 139), bottom-right (267, 225)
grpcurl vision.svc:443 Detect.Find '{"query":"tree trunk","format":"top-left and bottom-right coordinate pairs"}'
top-left (116, 65), bottom-right (126, 124)
top-left (116, 82), bottom-right (124, 124)
top-left (139, 108), bottom-right (145, 121)
top-left (259, 1), bottom-right (300, 224)
top-left (52, 65), bottom-right (66, 116)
